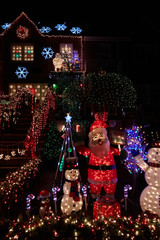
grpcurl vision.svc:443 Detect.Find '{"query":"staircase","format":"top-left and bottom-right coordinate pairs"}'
top-left (0, 104), bottom-right (32, 177)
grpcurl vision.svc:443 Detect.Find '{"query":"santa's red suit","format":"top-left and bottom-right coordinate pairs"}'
top-left (77, 120), bottom-right (120, 198)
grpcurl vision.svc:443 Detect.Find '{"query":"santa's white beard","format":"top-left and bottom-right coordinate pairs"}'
top-left (89, 141), bottom-right (110, 159)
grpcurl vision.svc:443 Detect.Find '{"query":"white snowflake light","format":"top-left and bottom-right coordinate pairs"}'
top-left (41, 47), bottom-right (54, 59)
top-left (15, 66), bottom-right (29, 79)
top-left (39, 26), bottom-right (52, 33)
top-left (55, 23), bottom-right (67, 31)
top-left (70, 27), bottom-right (82, 34)
top-left (1, 23), bottom-right (11, 30)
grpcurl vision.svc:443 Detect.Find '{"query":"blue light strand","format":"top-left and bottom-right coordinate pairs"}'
top-left (123, 126), bottom-right (147, 174)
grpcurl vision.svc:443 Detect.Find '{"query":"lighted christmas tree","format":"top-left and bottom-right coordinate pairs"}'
top-left (54, 113), bottom-right (81, 187)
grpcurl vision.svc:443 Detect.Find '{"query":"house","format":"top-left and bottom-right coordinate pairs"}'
top-left (1, 12), bottom-right (160, 128)
top-left (0, 12), bottom-right (84, 101)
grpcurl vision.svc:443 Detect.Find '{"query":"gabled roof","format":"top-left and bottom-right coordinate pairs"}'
top-left (0, 12), bottom-right (82, 39)
top-left (0, 12), bottom-right (43, 37)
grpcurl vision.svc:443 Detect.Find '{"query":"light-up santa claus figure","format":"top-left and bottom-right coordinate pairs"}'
top-left (134, 141), bottom-right (160, 216)
top-left (87, 120), bottom-right (120, 200)
top-left (61, 157), bottom-right (83, 215)
top-left (38, 189), bottom-right (52, 219)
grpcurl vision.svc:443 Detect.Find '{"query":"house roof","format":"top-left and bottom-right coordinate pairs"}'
top-left (0, 11), bottom-right (82, 39)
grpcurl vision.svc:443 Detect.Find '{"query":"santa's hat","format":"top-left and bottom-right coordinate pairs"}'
top-left (90, 120), bottom-right (109, 132)
top-left (39, 189), bottom-right (50, 199)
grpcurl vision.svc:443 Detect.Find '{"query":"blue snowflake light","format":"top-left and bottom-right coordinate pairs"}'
top-left (70, 27), bottom-right (82, 34)
top-left (55, 23), bottom-right (67, 31)
top-left (1, 23), bottom-right (11, 30)
top-left (123, 126), bottom-right (147, 174)
top-left (41, 47), bottom-right (54, 59)
top-left (15, 66), bottom-right (29, 79)
top-left (39, 26), bottom-right (52, 34)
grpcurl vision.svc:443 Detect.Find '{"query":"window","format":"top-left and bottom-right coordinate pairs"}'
top-left (60, 44), bottom-right (73, 61)
top-left (11, 46), bottom-right (22, 61)
top-left (11, 44), bottom-right (34, 61)
top-left (9, 83), bottom-right (49, 102)
top-left (24, 46), bottom-right (34, 61)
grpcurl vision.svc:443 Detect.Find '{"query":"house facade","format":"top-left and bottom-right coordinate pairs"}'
top-left (0, 12), bottom-right (84, 101)
top-left (1, 12), bottom-right (160, 127)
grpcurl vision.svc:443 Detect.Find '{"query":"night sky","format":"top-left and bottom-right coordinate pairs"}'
top-left (0, 1), bottom-right (159, 36)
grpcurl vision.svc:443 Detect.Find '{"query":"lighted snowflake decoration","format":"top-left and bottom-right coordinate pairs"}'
top-left (15, 66), bottom-right (29, 79)
top-left (1, 22), bottom-right (11, 30)
top-left (70, 27), bottom-right (82, 34)
top-left (41, 47), bottom-right (54, 59)
top-left (55, 23), bottom-right (67, 31)
top-left (39, 26), bottom-right (52, 33)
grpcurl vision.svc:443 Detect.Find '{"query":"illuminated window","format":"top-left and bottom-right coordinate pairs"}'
top-left (11, 45), bottom-right (34, 61)
top-left (24, 46), bottom-right (34, 61)
top-left (11, 46), bottom-right (22, 61)
top-left (60, 44), bottom-right (73, 62)
top-left (9, 83), bottom-right (49, 102)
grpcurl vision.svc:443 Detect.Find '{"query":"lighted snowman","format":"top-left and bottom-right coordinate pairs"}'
top-left (135, 142), bottom-right (160, 216)
top-left (52, 53), bottom-right (63, 72)
top-left (61, 157), bottom-right (83, 215)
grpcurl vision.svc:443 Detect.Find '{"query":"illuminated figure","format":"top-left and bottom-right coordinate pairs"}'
top-left (52, 53), bottom-right (63, 72)
top-left (135, 142), bottom-right (160, 216)
top-left (61, 157), bottom-right (83, 215)
top-left (79, 120), bottom-right (120, 200)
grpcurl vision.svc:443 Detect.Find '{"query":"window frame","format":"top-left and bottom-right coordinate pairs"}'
top-left (11, 44), bottom-right (34, 62)
top-left (60, 43), bottom-right (73, 62)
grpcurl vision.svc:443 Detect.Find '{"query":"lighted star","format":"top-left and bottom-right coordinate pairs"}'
top-left (65, 113), bottom-right (72, 123)
top-left (0, 154), bottom-right (4, 159)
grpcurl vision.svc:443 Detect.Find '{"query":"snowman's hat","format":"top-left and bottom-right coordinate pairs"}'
top-left (39, 189), bottom-right (51, 199)
top-left (151, 141), bottom-right (160, 148)
top-left (65, 157), bottom-right (79, 170)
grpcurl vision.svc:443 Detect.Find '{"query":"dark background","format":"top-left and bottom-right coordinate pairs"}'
top-left (0, 1), bottom-right (159, 37)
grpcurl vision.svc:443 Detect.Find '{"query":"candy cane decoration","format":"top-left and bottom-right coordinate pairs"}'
top-left (82, 185), bottom-right (88, 210)
top-left (124, 184), bottom-right (132, 212)
top-left (26, 194), bottom-right (35, 218)
top-left (52, 186), bottom-right (60, 214)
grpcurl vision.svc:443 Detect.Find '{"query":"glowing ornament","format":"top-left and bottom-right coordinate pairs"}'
top-left (41, 47), bottom-right (54, 59)
top-left (135, 142), bottom-right (160, 216)
top-left (16, 25), bottom-right (29, 39)
top-left (0, 154), bottom-right (4, 159)
top-left (15, 66), bottom-right (29, 79)
top-left (55, 23), bottom-right (67, 31)
top-left (70, 27), bottom-right (82, 34)
top-left (61, 157), bottom-right (83, 215)
top-left (52, 53), bottom-right (63, 71)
